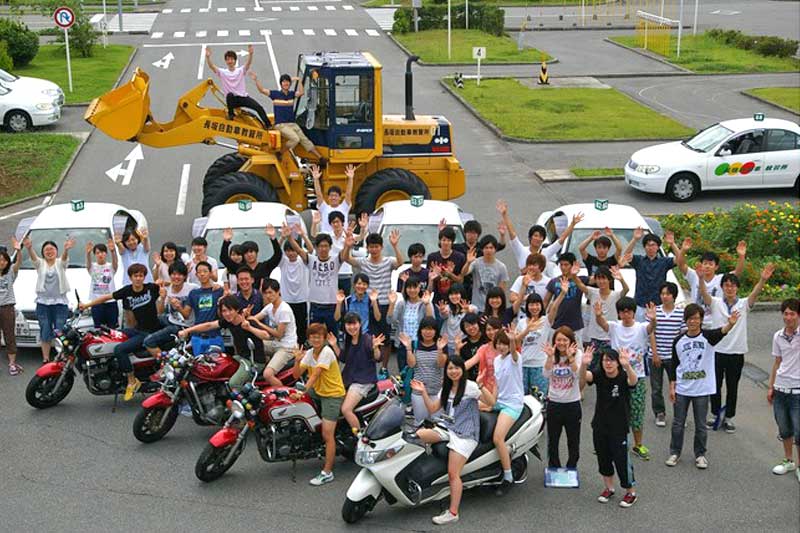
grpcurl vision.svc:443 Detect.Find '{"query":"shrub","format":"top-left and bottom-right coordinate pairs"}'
top-left (0, 40), bottom-right (13, 71)
top-left (0, 18), bottom-right (39, 67)
top-left (706, 28), bottom-right (799, 59)
top-left (393, 3), bottom-right (505, 36)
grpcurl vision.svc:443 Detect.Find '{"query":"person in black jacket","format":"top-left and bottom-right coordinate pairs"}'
top-left (220, 224), bottom-right (282, 291)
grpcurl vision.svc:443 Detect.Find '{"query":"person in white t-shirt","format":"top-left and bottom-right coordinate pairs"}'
top-left (510, 252), bottom-right (551, 322)
top-left (186, 236), bottom-right (219, 285)
top-left (584, 265), bottom-right (629, 356)
top-left (250, 279), bottom-right (298, 386)
top-left (594, 296), bottom-right (655, 461)
top-left (116, 228), bottom-right (153, 285)
top-left (278, 233), bottom-right (311, 346)
top-left (313, 163), bottom-right (354, 236)
top-left (85, 240), bottom-right (118, 328)
top-left (698, 262), bottom-right (773, 433)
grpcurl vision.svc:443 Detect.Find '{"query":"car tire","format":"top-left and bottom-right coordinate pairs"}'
top-left (794, 175), bottom-right (799, 196)
top-left (666, 173), bottom-right (699, 202)
top-left (203, 153), bottom-right (247, 195)
top-left (353, 168), bottom-right (430, 215)
top-left (4, 109), bottom-right (32, 133)
top-left (201, 171), bottom-right (278, 216)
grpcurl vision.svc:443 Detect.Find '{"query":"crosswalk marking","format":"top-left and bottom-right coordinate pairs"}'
top-left (345, 28), bottom-right (358, 36)
top-left (282, 28), bottom-right (294, 35)
top-left (343, 4), bottom-right (354, 9)
top-left (199, 8), bottom-right (209, 12)
top-left (260, 29), bottom-right (273, 36)
top-left (149, 27), bottom-right (385, 40)
top-left (365, 7), bottom-right (396, 31)
top-left (302, 28), bottom-right (315, 35)
top-left (365, 28), bottom-right (380, 36)
top-left (180, 8), bottom-right (191, 13)
top-left (254, 5), bottom-right (264, 10)
top-left (290, 6), bottom-right (300, 10)
top-left (324, 28), bottom-right (336, 35)
top-left (325, 5), bottom-right (335, 9)
top-left (217, 7), bottom-right (227, 12)
top-left (239, 29), bottom-right (251, 36)
top-left (217, 29), bottom-right (229, 36)
top-left (308, 5), bottom-right (318, 10)
top-left (272, 6), bottom-right (282, 10)
top-left (158, 4), bottom-right (358, 15)
top-left (236, 6), bottom-right (246, 11)
top-left (151, 31), bottom-right (163, 39)
top-left (161, 8), bottom-right (172, 13)
top-left (196, 30), bottom-right (207, 37)
top-left (173, 31), bottom-right (185, 37)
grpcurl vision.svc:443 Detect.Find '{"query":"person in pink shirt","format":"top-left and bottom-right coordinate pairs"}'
top-left (466, 317), bottom-right (502, 410)
top-left (205, 45), bottom-right (271, 128)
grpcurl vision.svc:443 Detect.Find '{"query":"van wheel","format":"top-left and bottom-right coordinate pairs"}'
top-left (203, 153), bottom-right (247, 195)
top-left (201, 171), bottom-right (278, 216)
top-left (666, 173), bottom-right (699, 202)
top-left (353, 168), bottom-right (430, 215)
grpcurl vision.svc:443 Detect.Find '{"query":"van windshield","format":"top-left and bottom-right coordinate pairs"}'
top-left (21, 228), bottom-right (111, 269)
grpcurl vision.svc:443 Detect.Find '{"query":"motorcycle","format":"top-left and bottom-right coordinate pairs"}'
top-left (132, 339), bottom-right (298, 443)
top-left (194, 377), bottom-right (398, 482)
top-left (341, 394), bottom-right (545, 524)
top-left (25, 310), bottom-right (161, 409)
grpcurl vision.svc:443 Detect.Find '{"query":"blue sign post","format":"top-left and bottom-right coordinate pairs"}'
top-left (53, 6), bottom-right (75, 92)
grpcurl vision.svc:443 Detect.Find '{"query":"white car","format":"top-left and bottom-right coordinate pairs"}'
top-left (535, 201), bottom-right (686, 307)
top-left (12, 202), bottom-right (148, 347)
top-left (625, 115), bottom-right (800, 201)
top-left (0, 68), bottom-right (63, 132)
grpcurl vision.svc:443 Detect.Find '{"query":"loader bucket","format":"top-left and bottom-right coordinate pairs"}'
top-left (84, 68), bottom-right (151, 141)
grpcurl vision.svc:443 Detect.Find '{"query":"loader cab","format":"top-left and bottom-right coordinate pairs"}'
top-left (294, 52), bottom-right (381, 159)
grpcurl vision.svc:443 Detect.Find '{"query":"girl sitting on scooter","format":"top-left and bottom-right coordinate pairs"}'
top-left (411, 356), bottom-right (495, 526)
top-left (490, 329), bottom-right (524, 497)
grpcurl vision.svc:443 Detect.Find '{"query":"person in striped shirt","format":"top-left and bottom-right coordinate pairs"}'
top-left (650, 282), bottom-right (685, 428)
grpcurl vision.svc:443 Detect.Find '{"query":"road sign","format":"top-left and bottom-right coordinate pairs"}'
top-left (54, 6), bottom-right (75, 29)
top-left (472, 47), bottom-right (486, 86)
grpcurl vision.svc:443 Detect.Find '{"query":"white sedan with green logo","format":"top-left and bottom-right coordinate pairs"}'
top-left (625, 115), bottom-right (800, 201)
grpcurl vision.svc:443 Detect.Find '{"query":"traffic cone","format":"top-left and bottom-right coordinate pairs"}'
top-left (538, 61), bottom-right (549, 85)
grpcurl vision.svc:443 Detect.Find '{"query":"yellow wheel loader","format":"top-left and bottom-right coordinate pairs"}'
top-left (85, 52), bottom-right (466, 216)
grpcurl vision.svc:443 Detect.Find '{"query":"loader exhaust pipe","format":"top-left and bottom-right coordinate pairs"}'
top-left (404, 56), bottom-right (419, 121)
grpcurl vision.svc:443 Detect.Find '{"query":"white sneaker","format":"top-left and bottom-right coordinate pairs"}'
top-left (665, 454), bottom-right (680, 467)
top-left (309, 470), bottom-right (334, 486)
top-left (695, 456), bottom-right (709, 469)
top-left (432, 510), bottom-right (459, 525)
top-left (655, 413), bottom-right (666, 427)
top-left (772, 459), bottom-right (797, 475)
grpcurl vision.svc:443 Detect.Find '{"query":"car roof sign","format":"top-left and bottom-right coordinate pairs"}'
top-left (238, 200), bottom-right (252, 211)
top-left (594, 199), bottom-right (608, 211)
top-left (410, 195), bottom-right (424, 207)
top-left (71, 199), bottom-right (85, 212)
top-left (753, 112), bottom-right (765, 121)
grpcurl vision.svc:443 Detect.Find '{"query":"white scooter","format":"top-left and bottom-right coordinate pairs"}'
top-left (342, 394), bottom-right (545, 523)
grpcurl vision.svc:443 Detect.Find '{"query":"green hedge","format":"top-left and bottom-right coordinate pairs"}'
top-left (393, 4), bottom-right (505, 36)
top-left (707, 29), bottom-right (799, 59)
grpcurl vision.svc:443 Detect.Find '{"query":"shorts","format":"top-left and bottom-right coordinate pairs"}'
top-left (523, 366), bottom-right (549, 398)
top-left (310, 390), bottom-right (344, 421)
top-left (432, 426), bottom-right (479, 459)
top-left (495, 402), bottom-right (522, 421)
top-left (369, 304), bottom-right (390, 337)
top-left (265, 341), bottom-right (294, 373)
top-left (773, 388), bottom-right (800, 446)
top-left (348, 382), bottom-right (374, 399)
top-left (629, 378), bottom-right (647, 431)
top-left (35, 303), bottom-right (69, 342)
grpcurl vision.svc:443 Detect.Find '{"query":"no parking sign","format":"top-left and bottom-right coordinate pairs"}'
top-left (54, 6), bottom-right (75, 92)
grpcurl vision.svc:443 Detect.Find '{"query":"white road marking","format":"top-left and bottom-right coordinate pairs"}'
top-left (0, 196), bottom-right (51, 222)
top-left (196, 30), bottom-right (208, 37)
top-left (345, 28), bottom-right (357, 36)
top-left (365, 29), bottom-right (379, 36)
top-left (145, 42), bottom-right (265, 48)
top-left (152, 52), bottom-right (175, 69)
top-left (197, 44), bottom-right (207, 79)
top-left (217, 7), bottom-right (227, 12)
top-left (308, 5), bottom-right (318, 10)
top-left (324, 28), bottom-right (336, 35)
top-left (173, 31), bottom-right (185, 38)
top-left (282, 28), bottom-right (294, 35)
top-left (199, 8), bottom-right (209, 13)
top-left (151, 31), bottom-right (163, 39)
top-left (264, 32), bottom-right (281, 86)
top-left (236, 7), bottom-right (246, 12)
top-left (254, 6), bottom-right (264, 10)
top-left (325, 5), bottom-right (335, 10)
top-left (162, 8), bottom-right (172, 13)
top-left (290, 6), bottom-right (300, 10)
top-left (343, 4), bottom-right (354, 9)
top-left (260, 29), bottom-right (273, 35)
top-left (239, 29), bottom-right (251, 36)
top-left (217, 29), bottom-right (229, 36)
top-left (175, 164), bottom-right (191, 216)
top-left (272, 6), bottom-right (282, 10)
top-left (303, 28), bottom-right (315, 35)
top-left (180, 8), bottom-right (191, 13)
top-left (207, 0), bottom-right (213, 9)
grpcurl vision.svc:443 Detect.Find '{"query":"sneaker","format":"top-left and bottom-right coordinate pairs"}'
top-left (309, 470), bottom-right (334, 486)
top-left (123, 378), bottom-right (141, 401)
top-left (655, 413), bottom-right (666, 427)
top-left (179, 402), bottom-right (193, 417)
top-left (665, 454), bottom-right (680, 467)
top-left (619, 492), bottom-right (637, 508)
top-left (632, 444), bottom-right (651, 460)
top-left (695, 456), bottom-right (709, 469)
top-left (495, 479), bottom-right (513, 497)
top-left (432, 510), bottom-right (459, 525)
top-left (706, 417), bottom-right (716, 429)
top-left (722, 420), bottom-right (736, 434)
top-left (597, 488), bottom-right (615, 503)
top-left (772, 459), bottom-right (797, 475)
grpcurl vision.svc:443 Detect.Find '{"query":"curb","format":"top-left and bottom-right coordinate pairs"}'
top-left (739, 90), bottom-right (800, 117)
top-left (439, 78), bottom-right (685, 144)
top-left (535, 171), bottom-right (623, 182)
top-left (387, 33), bottom-right (558, 66)
top-left (752, 301), bottom-right (783, 313)
top-left (61, 45), bottom-right (138, 108)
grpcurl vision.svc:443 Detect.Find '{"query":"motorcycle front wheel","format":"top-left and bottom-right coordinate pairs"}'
top-left (342, 496), bottom-right (376, 524)
top-left (195, 440), bottom-right (244, 482)
top-left (25, 372), bottom-right (75, 409)
top-left (132, 405), bottom-right (179, 443)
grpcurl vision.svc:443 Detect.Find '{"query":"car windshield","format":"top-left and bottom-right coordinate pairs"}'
top-left (0, 69), bottom-right (17, 83)
top-left (379, 225), bottom-right (464, 263)
top-left (684, 124), bottom-right (733, 152)
top-left (20, 228), bottom-right (111, 269)
top-left (565, 228), bottom-right (658, 266)
top-left (365, 397), bottom-right (405, 441)
top-left (205, 228), bottom-right (276, 266)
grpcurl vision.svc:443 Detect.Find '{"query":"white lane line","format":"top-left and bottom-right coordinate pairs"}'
top-left (345, 28), bottom-right (357, 36)
top-left (307, 5), bottom-right (318, 10)
top-left (197, 44), bottom-right (206, 79)
top-left (151, 31), bottom-right (164, 39)
top-left (325, 5), bottom-right (336, 10)
top-left (302, 28), bottom-right (315, 35)
top-left (207, 0), bottom-right (213, 10)
top-left (264, 32), bottom-right (281, 87)
top-left (255, 0), bottom-right (261, 7)
top-left (217, 7), bottom-right (227, 12)
top-left (272, 6), bottom-right (282, 10)
top-left (175, 164), bottom-right (191, 216)
top-left (239, 29), bottom-right (251, 36)
top-left (199, 8), bottom-right (209, 13)
top-left (365, 29), bottom-right (379, 36)
top-left (324, 28), bottom-right (336, 35)
top-left (260, 29), bottom-right (273, 35)
top-left (281, 28), bottom-right (294, 35)
top-left (173, 31), bottom-right (185, 38)
top-left (254, 6), bottom-right (264, 10)
top-left (0, 195), bottom-right (51, 222)
top-left (162, 8), bottom-right (172, 13)
top-left (289, 6), bottom-right (299, 10)
top-left (343, 4), bottom-right (354, 9)
top-left (196, 30), bottom-right (208, 37)
top-left (217, 29), bottom-right (229, 36)
top-left (180, 8), bottom-right (191, 13)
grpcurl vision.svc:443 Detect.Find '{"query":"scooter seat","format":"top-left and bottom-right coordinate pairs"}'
top-left (432, 441), bottom-right (450, 460)
top-left (478, 411), bottom-right (499, 443)
top-left (355, 384), bottom-right (379, 408)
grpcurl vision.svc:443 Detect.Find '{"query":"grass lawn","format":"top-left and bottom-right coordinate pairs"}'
top-left (745, 87), bottom-right (800, 114)
top-left (456, 78), bottom-right (694, 141)
top-left (571, 167), bottom-right (624, 177)
top-left (363, 0), bottom-right (580, 6)
top-left (394, 29), bottom-right (550, 63)
top-left (0, 133), bottom-right (81, 205)
top-left (11, 44), bottom-right (134, 104)
top-left (611, 34), bottom-right (800, 74)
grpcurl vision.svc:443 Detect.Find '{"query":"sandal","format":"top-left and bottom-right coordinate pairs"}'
top-left (9, 363), bottom-right (22, 376)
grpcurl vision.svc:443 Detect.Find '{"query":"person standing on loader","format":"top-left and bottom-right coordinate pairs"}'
top-left (205, 45), bottom-right (272, 128)
top-left (250, 72), bottom-right (326, 164)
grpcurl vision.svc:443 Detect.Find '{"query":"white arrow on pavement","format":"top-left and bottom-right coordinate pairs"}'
top-left (152, 52), bottom-right (175, 70)
top-left (105, 144), bottom-right (144, 186)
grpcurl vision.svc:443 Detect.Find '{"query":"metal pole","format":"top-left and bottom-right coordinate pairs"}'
top-left (581, 0), bottom-right (585, 26)
top-left (692, 0), bottom-right (699, 35)
top-left (677, 0), bottom-right (684, 57)
top-left (465, 0), bottom-right (469, 30)
top-left (117, 0), bottom-right (123, 32)
top-left (447, 0), bottom-right (451, 60)
top-left (659, 0), bottom-right (664, 17)
top-left (101, 0), bottom-right (108, 47)
top-left (413, 7), bottom-right (418, 32)
top-left (64, 28), bottom-right (73, 92)
top-left (476, 56), bottom-right (481, 86)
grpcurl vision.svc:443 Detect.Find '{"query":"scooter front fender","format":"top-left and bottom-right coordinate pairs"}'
top-left (142, 390), bottom-right (174, 409)
top-left (209, 427), bottom-right (240, 448)
top-left (346, 468), bottom-right (383, 503)
top-left (35, 361), bottom-right (65, 379)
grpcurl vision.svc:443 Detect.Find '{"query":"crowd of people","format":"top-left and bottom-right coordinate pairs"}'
top-left (0, 192), bottom-right (798, 525)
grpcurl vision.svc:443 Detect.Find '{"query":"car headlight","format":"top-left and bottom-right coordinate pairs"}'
top-left (230, 400), bottom-right (245, 419)
top-left (35, 102), bottom-right (54, 111)
top-left (637, 165), bottom-right (661, 175)
top-left (52, 337), bottom-right (64, 354)
top-left (42, 88), bottom-right (60, 97)
top-left (356, 443), bottom-right (404, 466)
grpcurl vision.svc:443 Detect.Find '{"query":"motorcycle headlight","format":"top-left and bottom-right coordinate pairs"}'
top-left (637, 164), bottom-right (661, 175)
top-left (52, 337), bottom-right (64, 354)
top-left (356, 443), bottom-right (404, 466)
top-left (230, 400), bottom-right (245, 419)
top-left (161, 364), bottom-right (175, 382)
top-left (35, 102), bottom-right (54, 111)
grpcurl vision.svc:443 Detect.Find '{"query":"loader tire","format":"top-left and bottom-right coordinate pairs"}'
top-left (201, 171), bottom-right (279, 216)
top-left (353, 168), bottom-right (430, 215)
top-left (203, 153), bottom-right (247, 195)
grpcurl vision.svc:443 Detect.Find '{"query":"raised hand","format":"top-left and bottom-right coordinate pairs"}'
top-left (618, 347), bottom-right (631, 368)
top-left (369, 288), bottom-right (379, 302)
top-left (64, 237), bottom-right (76, 250)
top-left (459, 299), bottom-right (472, 312)
top-left (265, 224), bottom-right (276, 239)
top-left (372, 333), bottom-right (385, 349)
top-left (454, 333), bottom-right (465, 353)
top-left (248, 70), bottom-right (258, 81)
top-left (421, 290), bottom-right (432, 305)
top-left (326, 331), bottom-right (338, 347)
top-left (497, 222), bottom-right (507, 237)
top-left (389, 229), bottom-right (401, 247)
top-left (280, 223), bottom-right (291, 238)
top-left (344, 164), bottom-right (356, 179)
top-left (11, 236), bottom-right (21, 250)
top-left (761, 262), bottom-right (775, 281)
top-left (466, 246), bottom-right (477, 263)
top-left (398, 332), bottom-right (412, 350)
top-left (633, 226), bottom-right (644, 240)
top-left (205, 47), bottom-right (212, 58)
top-left (429, 262), bottom-right (442, 279)
top-left (293, 346), bottom-right (306, 360)
top-left (560, 276), bottom-right (570, 293)
top-left (310, 164), bottom-right (322, 180)
top-left (603, 227), bottom-right (614, 236)
top-left (21, 236), bottom-right (31, 249)
top-left (437, 335), bottom-right (448, 351)
top-left (610, 265), bottom-right (623, 280)
top-left (358, 212), bottom-right (369, 230)
top-left (593, 300), bottom-right (603, 316)
top-left (399, 270), bottom-right (410, 283)
top-left (336, 290), bottom-right (346, 304)
top-left (693, 261), bottom-right (704, 277)
top-left (645, 302), bottom-right (657, 321)
top-left (438, 218), bottom-right (447, 232)
top-left (736, 240), bottom-right (747, 257)
top-left (570, 263), bottom-right (580, 277)
top-left (619, 252), bottom-right (633, 268)
top-left (728, 309), bottom-right (741, 326)
top-left (248, 44), bottom-right (254, 55)
top-left (542, 342), bottom-right (555, 359)
top-left (159, 286), bottom-right (167, 299)
top-left (567, 342), bottom-right (578, 358)
top-left (344, 230), bottom-right (356, 248)
top-left (410, 379), bottom-right (426, 393)
top-left (85, 242), bottom-right (94, 254)
top-left (581, 345), bottom-right (594, 367)
top-left (571, 212), bottom-right (585, 226)
top-left (292, 222), bottom-right (305, 236)
top-left (663, 230), bottom-right (675, 246)
top-left (388, 290), bottom-right (398, 304)
top-left (437, 299), bottom-right (448, 316)
top-left (311, 210), bottom-right (322, 226)
top-left (495, 199), bottom-right (508, 216)
top-left (590, 230), bottom-right (602, 240)
top-left (139, 227), bottom-right (149, 239)
top-left (681, 237), bottom-right (693, 252)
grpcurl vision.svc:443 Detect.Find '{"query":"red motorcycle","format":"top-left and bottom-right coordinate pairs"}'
top-left (132, 340), bottom-right (297, 443)
top-left (25, 311), bottom-right (160, 409)
top-left (195, 378), bottom-right (398, 482)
